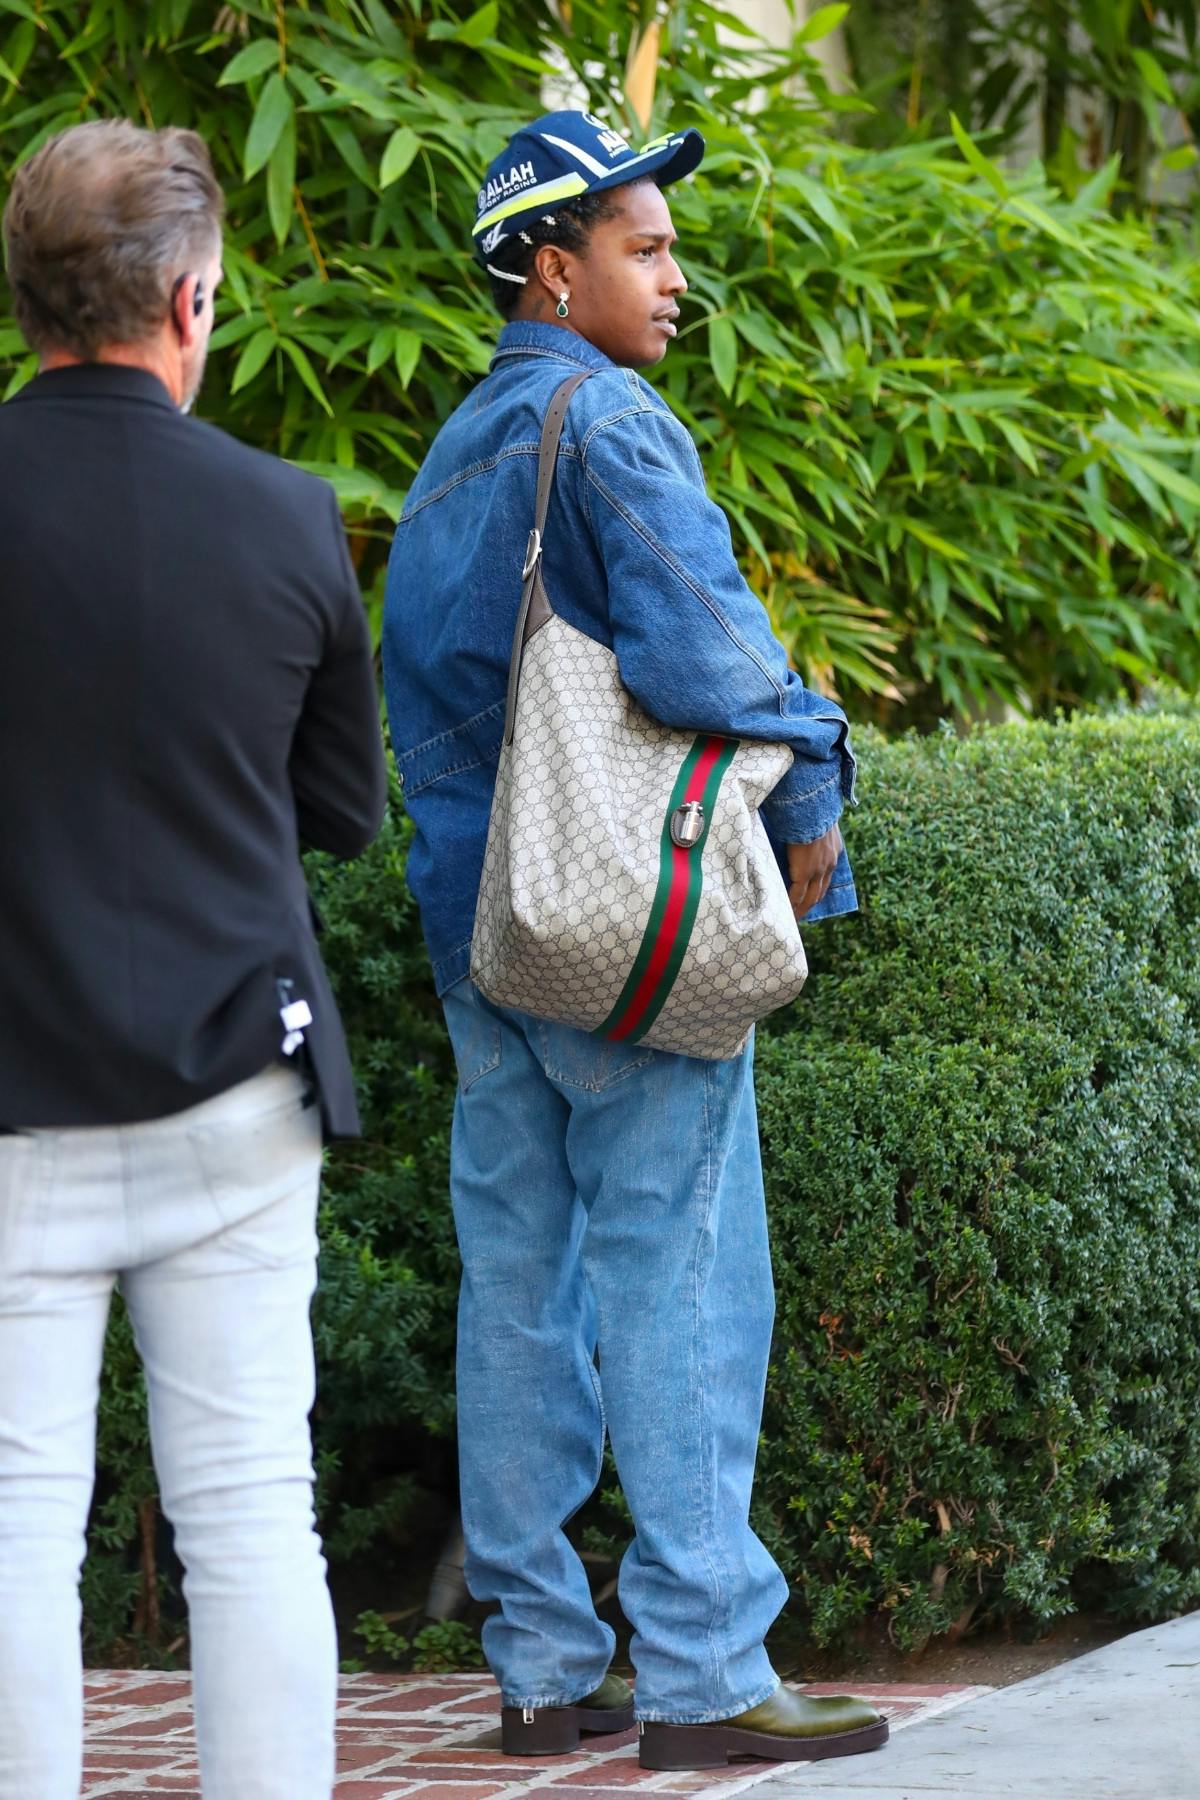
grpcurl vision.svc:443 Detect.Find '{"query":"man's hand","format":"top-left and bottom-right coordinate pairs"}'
top-left (786, 824), bottom-right (843, 920)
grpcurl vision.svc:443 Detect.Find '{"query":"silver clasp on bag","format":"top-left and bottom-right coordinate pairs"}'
top-left (522, 528), bottom-right (543, 579)
top-left (670, 801), bottom-right (706, 849)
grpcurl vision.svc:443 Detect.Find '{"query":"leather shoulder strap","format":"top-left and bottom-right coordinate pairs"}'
top-left (503, 369), bottom-right (592, 746)
top-left (528, 368), bottom-right (592, 562)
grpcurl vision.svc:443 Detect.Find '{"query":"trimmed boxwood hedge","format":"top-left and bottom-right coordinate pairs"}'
top-left (753, 709), bottom-right (1200, 1646)
top-left (89, 712), bottom-right (1200, 1654)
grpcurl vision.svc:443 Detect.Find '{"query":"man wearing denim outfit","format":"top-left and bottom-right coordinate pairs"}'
top-left (384, 112), bottom-right (884, 1769)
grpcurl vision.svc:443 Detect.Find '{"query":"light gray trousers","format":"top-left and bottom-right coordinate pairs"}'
top-left (0, 1065), bottom-right (335, 1800)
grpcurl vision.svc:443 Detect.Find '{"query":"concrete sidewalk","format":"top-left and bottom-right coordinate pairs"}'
top-left (766, 1610), bottom-right (1200, 1800)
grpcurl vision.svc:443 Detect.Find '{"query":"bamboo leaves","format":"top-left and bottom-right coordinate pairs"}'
top-left (266, 109), bottom-right (296, 246)
top-left (1131, 47), bottom-right (1175, 106)
top-left (380, 127), bottom-right (420, 189)
top-left (2, 0), bottom-right (1199, 722)
top-left (244, 72), bottom-right (293, 180)
top-left (796, 5), bottom-right (851, 44)
top-left (457, 3), bottom-right (500, 48)
top-left (393, 330), bottom-right (421, 388)
top-left (949, 113), bottom-right (1007, 200)
top-left (217, 40), bottom-right (279, 86)
top-left (232, 328), bottom-right (276, 393)
top-left (707, 315), bottom-right (737, 397)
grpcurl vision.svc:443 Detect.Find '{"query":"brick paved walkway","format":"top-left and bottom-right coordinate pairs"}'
top-left (80, 1670), bottom-right (992, 1797)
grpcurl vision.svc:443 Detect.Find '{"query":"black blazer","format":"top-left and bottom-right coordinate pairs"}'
top-left (0, 363), bottom-right (387, 1136)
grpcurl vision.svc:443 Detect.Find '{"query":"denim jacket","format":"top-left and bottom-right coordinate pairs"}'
top-left (383, 320), bottom-right (857, 997)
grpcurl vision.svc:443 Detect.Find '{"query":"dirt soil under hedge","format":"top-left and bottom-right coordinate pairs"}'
top-left (772, 1611), bottom-right (1131, 1689)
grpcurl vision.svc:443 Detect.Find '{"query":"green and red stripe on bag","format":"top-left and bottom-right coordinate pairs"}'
top-left (597, 734), bottom-right (740, 1044)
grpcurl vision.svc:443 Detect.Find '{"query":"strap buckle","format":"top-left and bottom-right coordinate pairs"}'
top-left (670, 801), bottom-right (707, 849)
top-left (522, 528), bottom-right (543, 580)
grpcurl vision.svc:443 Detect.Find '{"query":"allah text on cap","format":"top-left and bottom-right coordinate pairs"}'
top-left (477, 161), bottom-right (537, 212)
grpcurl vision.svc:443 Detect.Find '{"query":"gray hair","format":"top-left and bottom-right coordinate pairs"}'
top-left (3, 119), bottom-right (224, 358)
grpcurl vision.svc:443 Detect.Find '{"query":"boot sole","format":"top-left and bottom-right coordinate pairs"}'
top-left (501, 1702), bottom-right (635, 1756)
top-left (639, 1715), bottom-right (889, 1770)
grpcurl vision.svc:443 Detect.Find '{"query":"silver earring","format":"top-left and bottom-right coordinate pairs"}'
top-left (556, 292), bottom-right (569, 319)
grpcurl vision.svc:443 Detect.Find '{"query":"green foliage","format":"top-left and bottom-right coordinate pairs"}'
top-left (305, 784), bottom-right (461, 1546)
top-left (653, 113), bottom-right (1200, 720)
top-left (84, 1300), bottom-right (160, 1657)
top-left (2, 2), bottom-right (1200, 716)
top-left (754, 709), bottom-right (1200, 1645)
top-left (846, 0), bottom-right (1200, 209)
top-left (353, 1609), bottom-right (484, 1672)
top-left (354, 1608), bottom-right (411, 1662)
top-left (411, 1619), bottom-right (487, 1672)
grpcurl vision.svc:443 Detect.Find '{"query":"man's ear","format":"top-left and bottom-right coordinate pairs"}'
top-left (170, 272), bottom-right (200, 345)
top-left (533, 244), bottom-right (570, 301)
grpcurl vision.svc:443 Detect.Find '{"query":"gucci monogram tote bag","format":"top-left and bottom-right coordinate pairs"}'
top-left (470, 372), bottom-right (807, 1060)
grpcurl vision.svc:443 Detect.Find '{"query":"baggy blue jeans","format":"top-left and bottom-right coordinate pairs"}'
top-left (441, 979), bottom-right (787, 1723)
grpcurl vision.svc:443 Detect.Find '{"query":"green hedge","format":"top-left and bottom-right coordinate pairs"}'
top-left (88, 712), bottom-right (1200, 1655)
top-left (755, 710), bottom-right (1200, 1645)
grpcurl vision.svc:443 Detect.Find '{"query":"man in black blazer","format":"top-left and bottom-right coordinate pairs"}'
top-left (0, 121), bottom-right (386, 1797)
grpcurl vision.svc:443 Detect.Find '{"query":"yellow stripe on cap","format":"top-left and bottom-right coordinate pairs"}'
top-left (473, 172), bottom-right (589, 236)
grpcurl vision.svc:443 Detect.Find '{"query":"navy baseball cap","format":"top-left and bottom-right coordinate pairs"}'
top-left (473, 109), bottom-right (704, 262)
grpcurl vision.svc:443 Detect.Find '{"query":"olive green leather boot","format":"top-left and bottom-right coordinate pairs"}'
top-left (501, 1672), bottom-right (634, 1756)
top-left (639, 1683), bottom-right (888, 1770)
